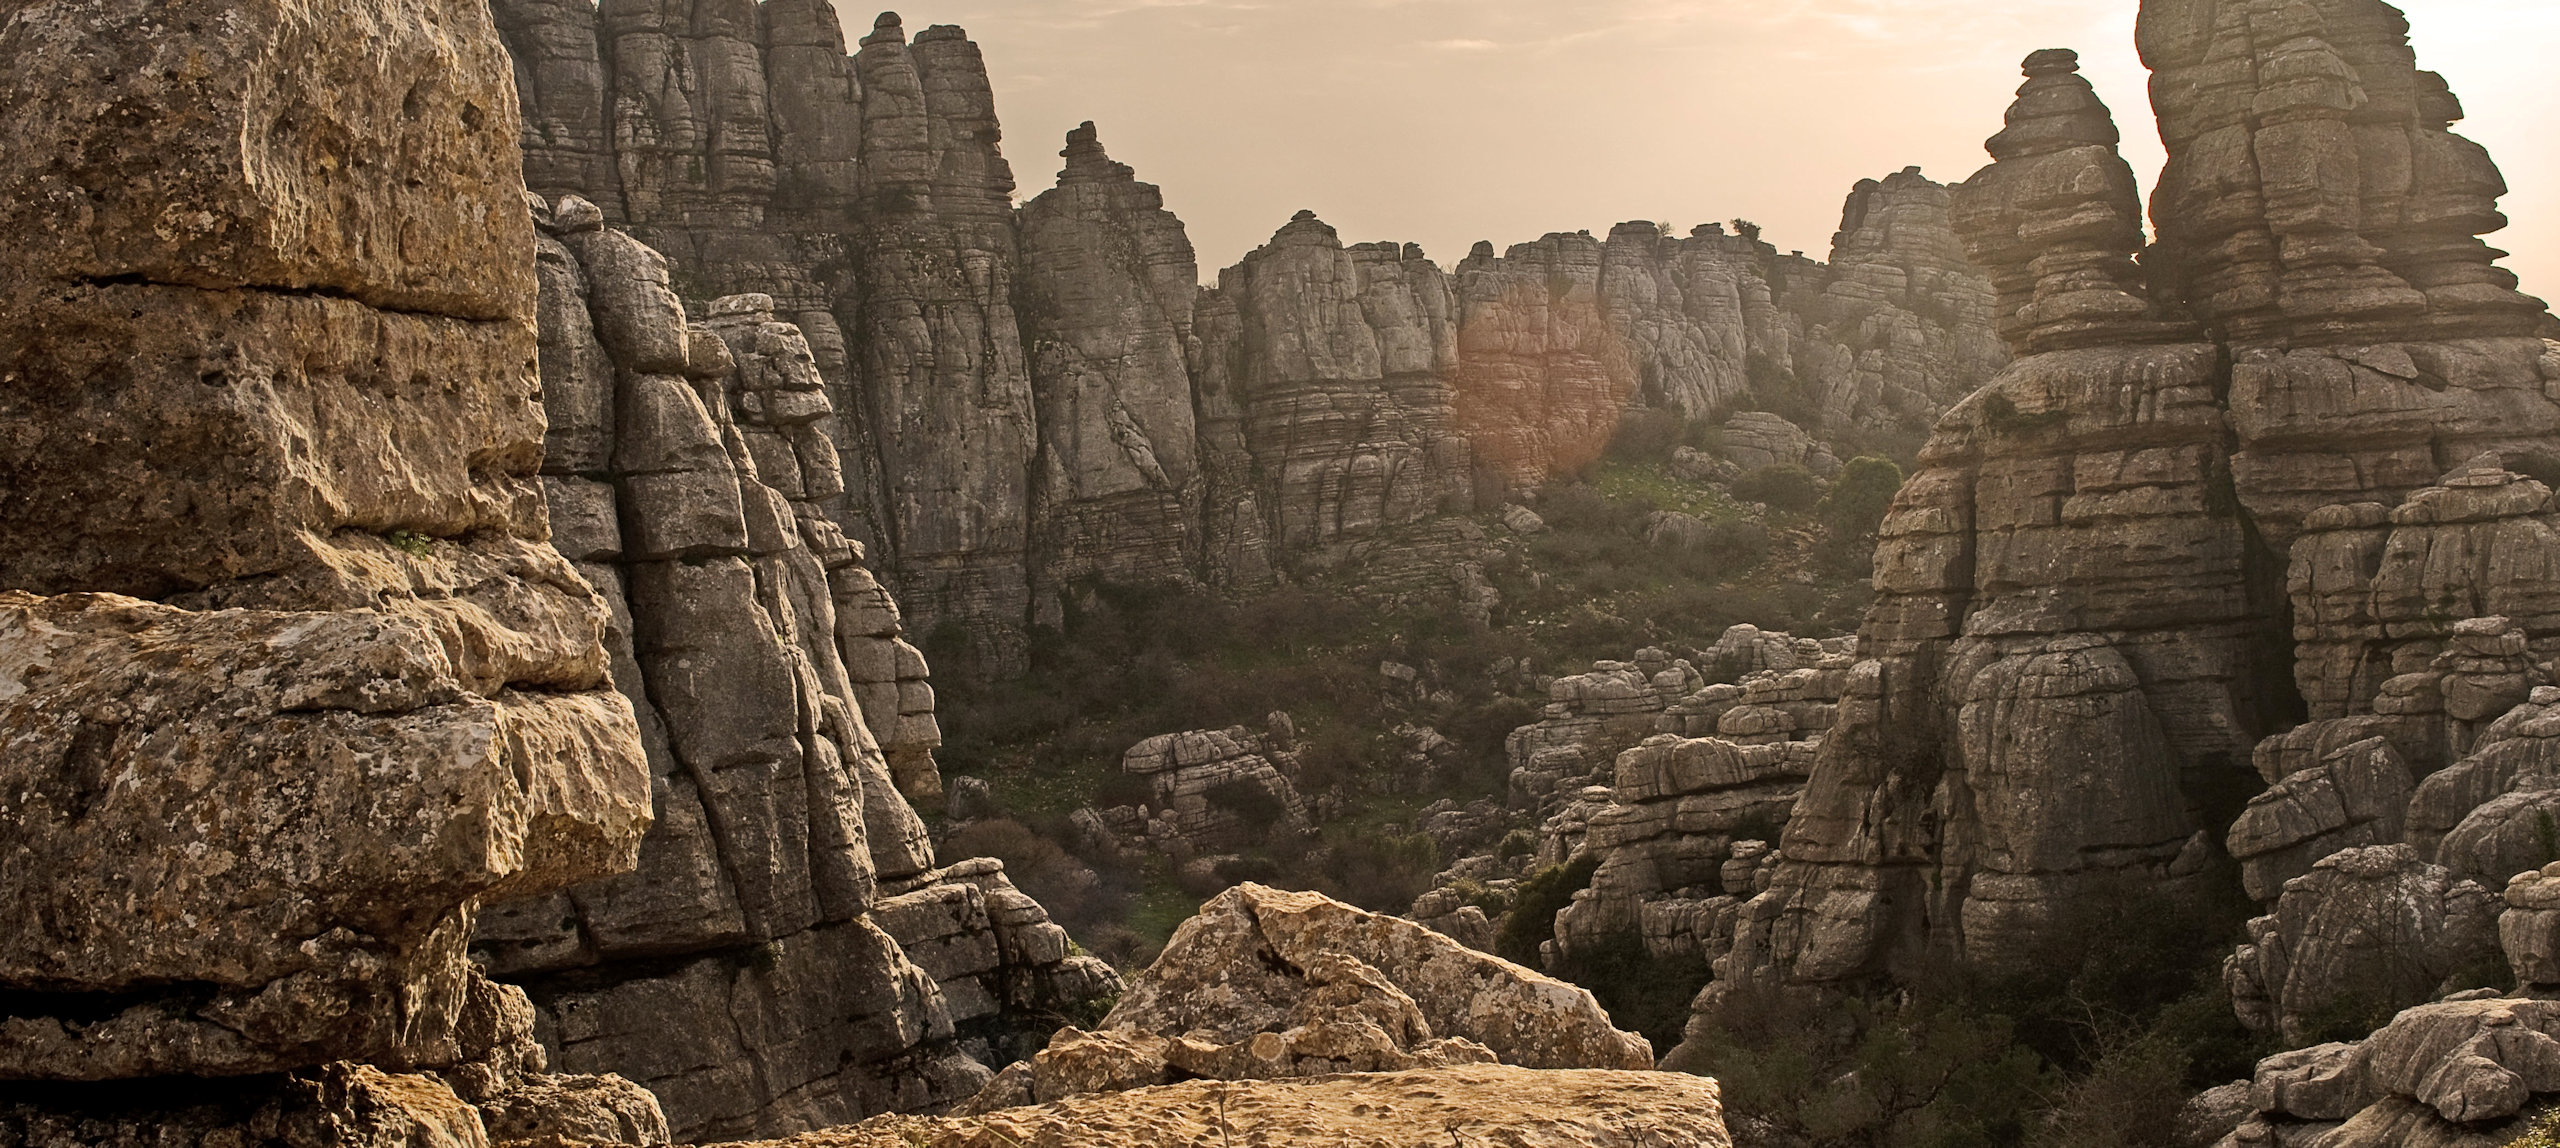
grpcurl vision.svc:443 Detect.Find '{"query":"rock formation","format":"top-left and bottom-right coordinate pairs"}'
top-left (717, 1066), bottom-right (1732, 1148)
top-left (967, 885), bottom-right (1652, 1111)
top-left (485, 6), bottom-right (2005, 668)
top-left (1088, 717), bottom-right (1314, 857)
top-left (1599, 7), bottom-right (2560, 1142)
top-left (0, 0), bottom-right (661, 1141)
top-left (1693, 2), bottom-right (2560, 1016)
top-left (478, 205), bottom-right (1119, 1141)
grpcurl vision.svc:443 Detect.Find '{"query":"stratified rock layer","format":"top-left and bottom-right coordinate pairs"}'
top-left (0, 0), bottom-right (661, 1143)
top-left (488, 7), bottom-right (2006, 666)
top-left (1696, 7), bottom-right (2560, 1022)
top-left (483, 210), bottom-right (1120, 1141)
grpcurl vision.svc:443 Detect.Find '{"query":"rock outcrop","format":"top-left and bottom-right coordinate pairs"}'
top-left (2214, 997), bottom-right (2560, 1146)
top-left (2223, 845), bottom-right (2502, 1043)
top-left (0, 0), bottom-right (661, 1142)
top-left (480, 211), bottom-right (1119, 1141)
top-left (487, 7), bottom-right (2005, 669)
top-left (966, 885), bottom-right (1651, 1111)
top-left (720, 1066), bottom-right (1731, 1148)
top-left (1088, 717), bottom-right (1313, 857)
top-left (1693, 3), bottom-right (2560, 1021)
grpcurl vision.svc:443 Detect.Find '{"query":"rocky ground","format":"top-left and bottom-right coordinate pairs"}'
top-left (709, 1066), bottom-right (1730, 1148)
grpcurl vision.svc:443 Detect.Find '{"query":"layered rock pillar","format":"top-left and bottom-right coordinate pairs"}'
top-left (0, 0), bottom-right (663, 1141)
top-left (1703, 3), bottom-right (2560, 1007)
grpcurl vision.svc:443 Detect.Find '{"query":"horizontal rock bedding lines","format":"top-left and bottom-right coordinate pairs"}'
top-left (0, 0), bottom-right (670, 1143)
top-left (489, 0), bottom-right (2007, 670)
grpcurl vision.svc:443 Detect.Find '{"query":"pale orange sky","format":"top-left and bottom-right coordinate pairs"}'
top-left (884, 1), bottom-right (2560, 294)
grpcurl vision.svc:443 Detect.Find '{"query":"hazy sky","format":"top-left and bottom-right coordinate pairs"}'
top-left (882, 1), bottom-right (2560, 293)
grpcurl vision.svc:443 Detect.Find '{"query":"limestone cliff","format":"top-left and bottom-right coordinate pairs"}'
top-left (1681, 15), bottom-right (2560, 1139)
top-left (478, 204), bottom-right (1120, 1141)
top-left (485, 4), bottom-right (2005, 670)
top-left (0, 0), bottom-right (661, 1142)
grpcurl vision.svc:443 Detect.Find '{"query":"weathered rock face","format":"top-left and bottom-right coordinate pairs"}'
top-left (489, 8), bottom-right (2007, 667)
top-left (1016, 123), bottom-right (1230, 613)
top-left (1101, 717), bottom-right (1312, 855)
top-left (1199, 214), bottom-right (1480, 559)
top-left (724, 1066), bottom-right (1731, 1148)
top-left (483, 212), bottom-right (1118, 1141)
top-left (2216, 997), bottom-right (2560, 1147)
top-left (1706, 6), bottom-right (2560, 1011)
top-left (2224, 845), bottom-right (2500, 1043)
top-left (2140, 0), bottom-right (2548, 347)
top-left (0, 595), bottom-right (646, 1080)
top-left (967, 885), bottom-right (1651, 1111)
top-left (0, 1), bottom-right (663, 1143)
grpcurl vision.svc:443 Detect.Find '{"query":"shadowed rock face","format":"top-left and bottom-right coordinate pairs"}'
top-left (486, 5), bottom-right (2007, 670)
top-left (1700, 4), bottom-right (2560, 1011)
top-left (484, 205), bottom-right (1122, 1142)
top-left (0, 0), bottom-right (664, 1142)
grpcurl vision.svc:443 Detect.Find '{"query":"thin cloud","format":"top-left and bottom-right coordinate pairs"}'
top-left (1428, 38), bottom-right (1502, 52)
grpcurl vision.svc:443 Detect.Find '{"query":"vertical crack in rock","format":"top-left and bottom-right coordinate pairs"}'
top-left (481, 195), bottom-right (1121, 1142)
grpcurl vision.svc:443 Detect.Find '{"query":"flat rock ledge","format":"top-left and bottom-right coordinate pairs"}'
top-left (700, 1065), bottom-right (1729, 1148)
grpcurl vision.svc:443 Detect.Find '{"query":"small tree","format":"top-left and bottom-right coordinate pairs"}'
top-left (1819, 456), bottom-right (1905, 542)
top-left (1731, 219), bottom-right (1764, 242)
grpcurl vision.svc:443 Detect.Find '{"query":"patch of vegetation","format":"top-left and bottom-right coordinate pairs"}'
top-left (385, 530), bottom-right (436, 558)
top-left (1733, 464), bottom-right (1821, 513)
top-left (1554, 930), bottom-right (1713, 1054)
top-left (1496, 853), bottom-right (1601, 966)
top-left (1673, 867), bottom-right (2279, 1148)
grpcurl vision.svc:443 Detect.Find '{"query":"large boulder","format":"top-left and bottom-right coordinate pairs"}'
top-left (967, 885), bottom-right (1651, 1110)
top-left (0, 0), bottom-right (664, 1141)
top-left (2225, 846), bottom-right (2501, 1044)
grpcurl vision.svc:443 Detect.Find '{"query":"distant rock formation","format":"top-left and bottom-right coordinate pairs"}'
top-left (1711, 4), bottom-right (2560, 998)
top-left (0, 0), bottom-right (660, 1142)
top-left (486, 4), bottom-right (2006, 671)
top-left (480, 203), bottom-right (1120, 1141)
top-left (1660, 6), bottom-right (2560, 1141)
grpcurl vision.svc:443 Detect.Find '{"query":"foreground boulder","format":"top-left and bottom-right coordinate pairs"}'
top-left (968, 885), bottom-right (1651, 1109)
top-left (731, 1066), bottom-right (1728, 1148)
top-left (0, 0), bottom-right (664, 1142)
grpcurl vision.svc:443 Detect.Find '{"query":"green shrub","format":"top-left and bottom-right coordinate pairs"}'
top-left (1679, 986), bottom-right (2055, 1148)
top-left (1607, 408), bottom-right (1691, 464)
top-left (1496, 828), bottom-right (1539, 862)
top-left (1497, 853), bottom-right (1601, 965)
top-left (1314, 831), bottom-right (1442, 913)
top-left (1093, 770), bottom-right (1155, 810)
top-left (1733, 464), bottom-right (1821, 513)
top-left (944, 818), bottom-right (1118, 936)
top-left (2511, 1110), bottom-right (2560, 1148)
top-left (2026, 1035), bottom-right (2207, 1148)
top-left (1819, 456), bottom-right (1905, 541)
top-left (1554, 930), bottom-right (1712, 1053)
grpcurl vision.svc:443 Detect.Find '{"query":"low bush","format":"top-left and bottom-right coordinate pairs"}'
top-left (1733, 464), bottom-right (1821, 513)
top-left (1313, 831), bottom-right (1441, 913)
top-left (943, 819), bottom-right (1121, 937)
top-left (1554, 930), bottom-right (1712, 1054)
top-left (1497, 853), bottom-right (1601, 965)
